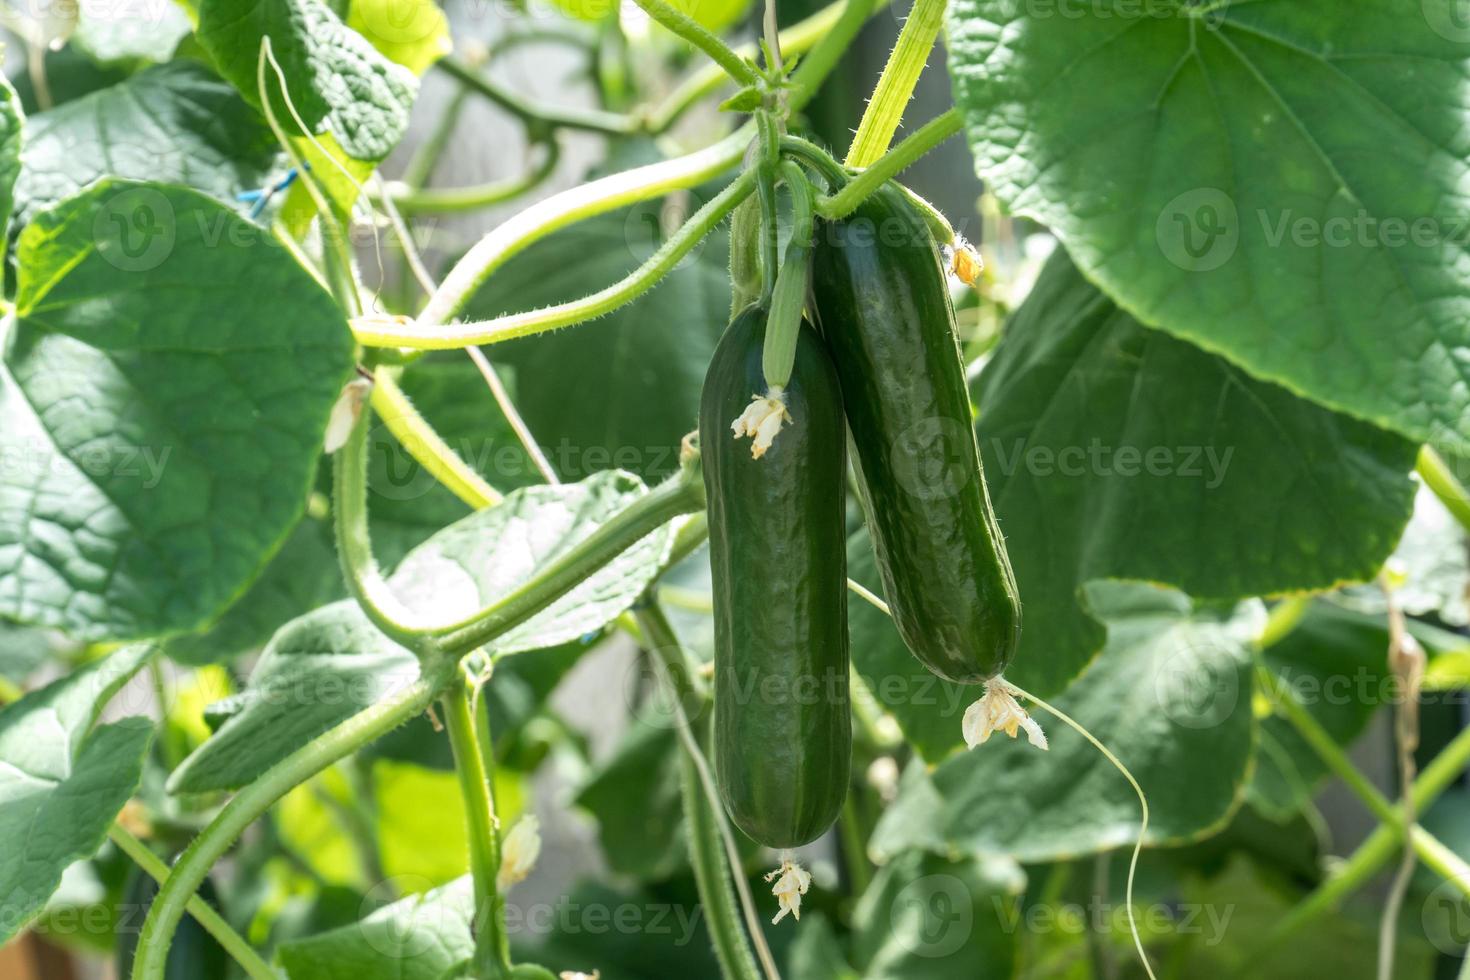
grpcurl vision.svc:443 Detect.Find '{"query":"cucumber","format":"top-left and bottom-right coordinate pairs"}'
top-left (116, 869), bottom-right (230, 980)
top-left (811, 183), bottom-right (1021, 684)
top-left (701, 304), bottom-right (851, 849)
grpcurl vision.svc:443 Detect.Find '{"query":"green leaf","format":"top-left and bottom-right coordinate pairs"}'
top-left (947, 1), bottom-right (1470, 449)
top-left (0, 180), bottom-right (354, 642)
top-left (976, 249), bottom-right (1417, 694)
top-left (870, 582), bottom-right (1259, 863)
top-left (0, 623), bottom-right (51, 684)
top-left (72, 3), bottom-right (193, 65)
top-left (850, 850), bottom-right (1023, 979)
top-left (0, 644), bottom-right (155, 943)
top-left (171, 471), bottom-right (673, 792)
top-left (465, 195), bottom-right (733, 484)
top-left (197, 0), bottom-right (417, 162)
top-left (277, 875), bottom-right (476, 980)
top-left (165, 516), bottom-right (344, 666)
top-left (575, 716), bottom-right (689, 879)
top-left (0, 76), bottom-right (22, 247)
top-left (12, 62), bottom-right (280, 232)
top-left (347, 0), bottom-right (451, 75)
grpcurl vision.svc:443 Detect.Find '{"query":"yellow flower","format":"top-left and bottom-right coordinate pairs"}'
top-left (731, 389), bottom-right (792, 459)
top-left (764, 857), bottom-right (812, 924)
top-left (963, 678), bottom-right (1048, 751)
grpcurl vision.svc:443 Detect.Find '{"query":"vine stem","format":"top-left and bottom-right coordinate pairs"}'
top-left (444, 681), bottom-right (511, 978)
top-left (844, 0), bottom-right (947, 167)
top-left (108, 825), bottom-right (278, 980)
top-left (421, 126), bottom-right (752, 328)
top-left (334, 407), bottom-right (435, 645)
top-left (129, 663), bottom-right (455, 980)
top-left (817, 109), bottom-right (962, 219)
top-left (434, 466), bottom-right (707, 655)
top-left (380, 141), bottom-right (560, 216)
top-left (372, 166), bottom-right (758, 349)
top-left (1246, 719), bottom-right (1470, 967)
top-left (372, 368), bottom-right (504, 509)
top-left (437, 55), bottom-right (641, 136)
top-left (633, 602), bottom-right (779, 980)
top-left (647, 0), bottom-right (892, 133)
top-left (633, 0), bottom-right (760, 89)
top-left (1417, 445), bottom-right (1470, 533)
top-left (1253, 660), bottom-right (1470, 895)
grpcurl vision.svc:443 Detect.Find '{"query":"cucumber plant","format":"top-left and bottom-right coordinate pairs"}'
top-left (0, 0), bottom-right (1467, 979)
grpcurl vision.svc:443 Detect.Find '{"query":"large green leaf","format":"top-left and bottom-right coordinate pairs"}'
top-left (72, 3), bottom-right (193, 65)
top-left (870, 583), bottom-right (1259, 863)
top-left (0, 644), bottom-right (154, 942)
top-left (977, 249), bottom-right (1417, 694)
top-left (465, 195), bottom-right (733, 484)
top-left (850, 849), bottom-right (1023, 979)
top-left (0, 77), bottom-right (22, 246)
top-left (947, 1), bottom-right (1470, 449)
top-left (13, 61), bottom-right (279, 232)
top-left (171, 471), bottom-right (674, 793)
top-left (277, 875), bottom-right (475, 980)
top-left (164, 516), bottom-right (344, 666)
top-left (0, 181), bottom-right (353, 642)
top-left (197, 0), bottom-right (416, 162)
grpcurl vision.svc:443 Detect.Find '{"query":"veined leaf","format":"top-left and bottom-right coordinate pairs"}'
top-left (0, 644), bottom-right (155, 943)
top-left (0, 181), bottom-right (354, 642)
top-left (947, 0), bottom-right (1470, 449)
top-left (170, 471), bottom-right (674, 793)
top-left (975, 249), bottom-right (1417, 694)
top-left (869, 583), bottom-right (1259, 863)
top-left (197, 0), bottom-right (417, 162)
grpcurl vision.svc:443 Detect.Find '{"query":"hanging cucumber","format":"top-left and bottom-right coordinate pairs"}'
top-left (701, 303), bottom-right (850, 860)
top-left (117, 869), bottom-right (230, 980)
top-left (811, 182), bottom-right (1020, 685)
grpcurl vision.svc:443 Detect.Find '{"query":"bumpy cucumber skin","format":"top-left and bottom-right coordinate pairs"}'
top-left (812, 184), bottom-right (1020, 684)
top-left (702, 305), bottom-right (850, 850)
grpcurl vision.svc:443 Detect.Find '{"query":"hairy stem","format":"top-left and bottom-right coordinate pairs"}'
top-left (1417, 445), bottom-right (1470, 533)
top-left (358, 169), bottom-right (758, 349)
top-left (818, 109), bottom-right (962, 219)
top-left (444, 682), bottom-right (510, 977)
top-left (382, 141), bottom-right (560, 216)
top-left (633, 0), bottom-right (760, 88)
top-left (108, 825), bottom-right (277, 980)
top-left (845, 0), bottom-right (947, 167)
top-left (130, 664), bottom-right (454, 980)
top-left (373, 367), bottom-right (504, 508)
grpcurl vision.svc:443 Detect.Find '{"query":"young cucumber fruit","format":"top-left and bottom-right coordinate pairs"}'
top-left (701, 304), bottom-right (851, 849)
top-left (812, 183), bottom-right (1020, 685)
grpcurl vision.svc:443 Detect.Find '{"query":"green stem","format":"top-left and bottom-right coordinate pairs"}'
top-left (444, 682), bottom-right (510, 978)
top-left (647, 0), bottom-right (878, 133)
top-left (817, 108), bottom-right (962, 219)
top-left (108, 825), bottom-right (277, 980)
top-left (779, 135), bottom-right (850, 186)
top-left (1251, 721), bottom-right (1470, 962)
top-left (130, 663), bottom-right (454, 980)
top-left (788, 0), bottom-right (877, 113)
top-left (762, 161), bottom-right (815, 390)
top-left (437, 55), bottom-right (641, 136)
top-left (1258, 595), bottom-right (1312, 649)
top-left (636, 602), bottom-right (772, 980)
top-left (1417, 445), bottom-right (1470, 533)
top-left (435, 466), bottom-right (707, 655)
top-left (633, 0), bottom-right (760, 88)
top-left (372, 367), bottom-right (504, 508)
top-left (839, 796), bottom-right (873, 896)
top-left (357, 168), bottom-right (758, 349)
top-left (383, 141), bottom-right (560, 216)
top-left (1254, 660), bottom-right (1470, 890)
top-left (334, 407), bottom-right (433, 646)
top-left (844, 0), bottom-right (947, 167)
